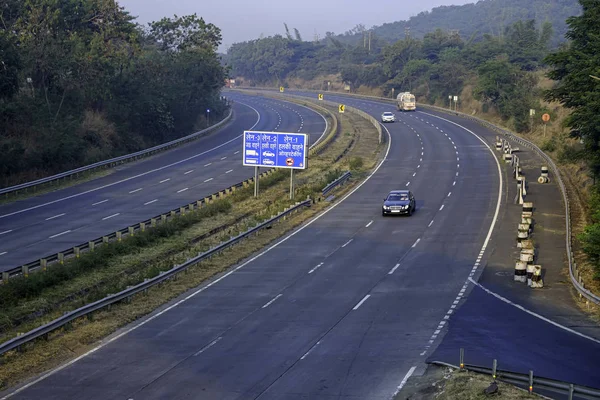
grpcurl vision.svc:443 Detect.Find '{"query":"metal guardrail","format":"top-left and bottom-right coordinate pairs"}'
top-left (0, 199), bottom-right (312, 356)
top-left (431, 359), bottom-right (600, 400)
top-left (0, 171), bottom-right (265, 282)
top-left (1, 97), bottom-right (344, 282)
top-left (240, 87), bottom-right (600, 306)
top-left (0, 107), bottom-right (234, 196)
top-left (322, 171), bottom-right (352, 196)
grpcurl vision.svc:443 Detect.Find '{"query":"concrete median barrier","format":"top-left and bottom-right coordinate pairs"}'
top-left (531, 265), bottom-right (544, 288)
top-left (514, 260), bottom-right (528, 283)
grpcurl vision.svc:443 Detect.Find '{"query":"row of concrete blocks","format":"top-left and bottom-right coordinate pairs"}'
top-left (497, 138), bottom-right (545, 288)
top-left (516, 202), bottom-right (543, 288)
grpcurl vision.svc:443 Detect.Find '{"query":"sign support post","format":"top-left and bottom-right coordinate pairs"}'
top-left (290, 169), bottom-right (294, 200)
top-left (254, 166), bottom-right (259, 197)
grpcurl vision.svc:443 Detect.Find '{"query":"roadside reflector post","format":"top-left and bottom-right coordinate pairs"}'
top-left (529, 370), bottom-right (534, 393)
top-left (459, 348), bottom-right (464, 369)
top-left (492, 359), bottom-right (497, 380)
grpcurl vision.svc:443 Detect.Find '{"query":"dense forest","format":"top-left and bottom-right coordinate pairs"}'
top-left (226, 19), bottom-right (553, 132)
top-left (334, 0), bottom-right (581, 48)
top-left (0, 0), bottom-right (227, 187)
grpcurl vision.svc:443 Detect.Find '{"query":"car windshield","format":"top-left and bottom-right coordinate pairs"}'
top-left (383, 112), bottom-right (393, 116)
top-left (387, 193), bottom-right (408, 201)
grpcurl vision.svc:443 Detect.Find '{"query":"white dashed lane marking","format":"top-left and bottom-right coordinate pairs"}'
top-left (49, 230), bottom-right (71, 239)
top-left (45, 213), bottom-right (65, 221)
top-left (102, 213), bottom-right (120, 221)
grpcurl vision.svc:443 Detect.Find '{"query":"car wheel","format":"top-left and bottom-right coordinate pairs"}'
top-left (407, 207), bottom-right (412, 216)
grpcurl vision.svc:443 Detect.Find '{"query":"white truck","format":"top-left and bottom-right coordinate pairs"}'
top-left (396, 92), bottom-right (416, 111)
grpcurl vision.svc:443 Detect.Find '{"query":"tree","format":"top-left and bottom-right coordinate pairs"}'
top-left (545, 0), bottom-right (600, 176)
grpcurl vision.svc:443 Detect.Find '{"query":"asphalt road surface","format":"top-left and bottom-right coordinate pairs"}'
top-left (0, 94), bottom-right (327, 272)
top-left (2, 91), bottom-right (502, 399)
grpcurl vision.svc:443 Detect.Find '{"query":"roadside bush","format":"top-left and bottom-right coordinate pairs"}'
top-left (557, 143), bottom-right (585, 164)
top-left (540, 138), bottom-right (558, 153)
top-left (578, 224), bottom-right (600, 280)
top-left (349, 156), bottom-right (364, 170)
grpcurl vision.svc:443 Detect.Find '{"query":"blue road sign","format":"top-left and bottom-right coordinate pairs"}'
top-left (243, 131), bottom-right (308, 169)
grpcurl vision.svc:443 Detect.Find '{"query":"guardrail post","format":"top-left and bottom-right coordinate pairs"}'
top-left (128, 226), bottom-right (135, 236)
top-left (212, 194), bottom-right (218, 201)
top-left (492, 359), bottom-right (497, 379)
top-left (171, 210), bottom-right (176, 217)
top-left (116, 231), bottom-right (122, 242)
top-left (74, 247), bottom-right (80, 258)
top-left (140, 222), bottom-right (146, 232)
top-left (40, 258), bottom-right (47, 271)
top-left (151, 218), bottom-right (157, 227)
top-left (2, 271), bottom-right (9, 282)
top-left (88, 241), bottom-right (95, 252)
top-left (189, 203), bottom-right (195, 211)
top-left (568, 384), bottom-right (574, 400)
top-left (103, 236), bottom-right (109, 244)
top-left (459, 348), bottom-right (464, 369)
top-left (58, 253), bottom-right (64, 264)
top-left (196, 200), bottom-right (203, 208)
top-left (205, 196), bottom-right (211, 204)
top-left (161, 214), bottom-right (167, 223)
top-left (22, 265), bottom-right (29, 278)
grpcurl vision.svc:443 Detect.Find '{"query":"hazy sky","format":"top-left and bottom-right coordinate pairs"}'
top-left (117, 0), bottom-right (474, 53)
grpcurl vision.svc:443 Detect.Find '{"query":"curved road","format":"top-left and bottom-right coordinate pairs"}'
top-left (2, 91), bottom-right (504, 399)
top-left (0, 94), bottom-right (327, 272)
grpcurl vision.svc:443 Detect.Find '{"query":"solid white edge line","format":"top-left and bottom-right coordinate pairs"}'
top-left (0, 122), bottom-right (393, 400)
top-left (0, 102), bottom-right (263, 221)
top-left (468, 278), bottom-right (600, 344)
top-left (393, 366), bottom-right (417, 397)
top-left (419, 111), bottom-right (502, 252)
top-left (353, 294), bottom-right (371, 310)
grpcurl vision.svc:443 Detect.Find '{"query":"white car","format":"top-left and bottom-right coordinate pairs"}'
top-left (262, 159), bottom-right (275, 165)
top-left (381, 112), bottom-right (395, 123)
top-left (262, 151), bottom-right (275, 157)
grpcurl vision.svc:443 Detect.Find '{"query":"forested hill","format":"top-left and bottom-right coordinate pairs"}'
top-left (336, 0), bottom-right (581, 47)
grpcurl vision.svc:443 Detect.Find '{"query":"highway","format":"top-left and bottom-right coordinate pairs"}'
top-left (0, 93), bottom-right (327, 272)
top-left (3, 91), bottom-right (503, 399)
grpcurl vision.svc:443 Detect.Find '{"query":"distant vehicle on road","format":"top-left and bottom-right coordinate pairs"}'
top-left (382, 190), bottom-right (415, 216)
top-left (381, 112), bottom-right (396, 123)
top-left (397, 92), bottom-right (416, 111)
top-left (262, 151), bottom-right (275, 157)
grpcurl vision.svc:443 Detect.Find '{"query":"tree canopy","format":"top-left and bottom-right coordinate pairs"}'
top-left (0, 1), bottom-right (227, 187)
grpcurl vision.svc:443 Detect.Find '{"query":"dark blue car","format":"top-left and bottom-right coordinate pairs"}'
top-left (382, 190), bottom-right (416, 216)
